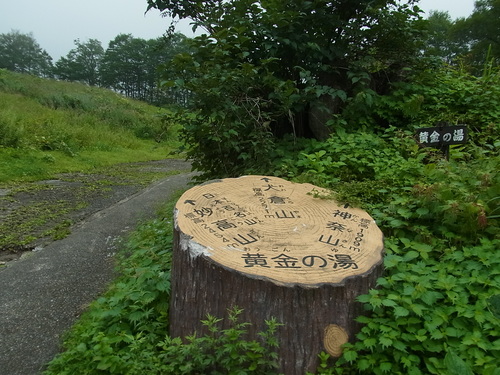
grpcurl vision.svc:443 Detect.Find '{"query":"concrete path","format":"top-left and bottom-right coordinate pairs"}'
top-left (0, 172), bottom-right (196, 375)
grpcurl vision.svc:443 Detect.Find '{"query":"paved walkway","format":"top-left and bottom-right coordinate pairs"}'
top-left (0, 172), bottom-right (195, 375)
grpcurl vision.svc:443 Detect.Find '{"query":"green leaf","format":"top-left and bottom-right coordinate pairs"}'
top-left (421, 291), bottom-right (443, 306)
top-left (357, 294), bottom-right (371, 303)
top-left (358, 359), bottom-right (371, 370)
top-left (401, 355), bottom-right (412, 368)
top-left (380, 362), bottom-right (392, 372)
top-left (394, 306), bottom-right (410, 317)
top-left (444, 350), bottom-right (474, 375)
top-left (430, 330), bottom-right (444, 340)
top-left (413, 243), bottom-right (433, 254)
top-left (488, 294), bottom-right (500, 319)
top-left (416, 207), bottom-right (429, 216)
top-left (425, 315), bottom-right (444, 330)
top-left (392, 340), bottom-right (407, 352)
top-left (445, 327), bottom-right (462, 337)
top-left (363, 337), bottom-right (377, 349)
top-left (384, 254), bottom-right (402, 268)
top-left (402, 285), bottom-right (415, 296)
top-left (379, 337), bottom-right (393, 348)
top-left (382, 299), bottom-right (398, 307)
top-left (410, 303), bottom-right (427, 316)
top-left (343, 350), bottom-right (358, 363)
top-left (356, 315), bottom-right (371, 324)
top-left (403, 250), bottom-right (419, 262)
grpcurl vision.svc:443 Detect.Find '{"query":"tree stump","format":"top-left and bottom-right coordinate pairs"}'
top-left (170, 176), bottom-right (384, 374)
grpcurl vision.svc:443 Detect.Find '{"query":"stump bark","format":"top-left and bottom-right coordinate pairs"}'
top-left (170, 176), bottom-right (384, 374)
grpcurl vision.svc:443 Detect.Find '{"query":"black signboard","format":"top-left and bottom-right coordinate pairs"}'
top-left (416, 124), bottom-right (468, 147)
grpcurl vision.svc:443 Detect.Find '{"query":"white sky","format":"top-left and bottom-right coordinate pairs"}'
top-left (0, 0), bottom-right (477, 61)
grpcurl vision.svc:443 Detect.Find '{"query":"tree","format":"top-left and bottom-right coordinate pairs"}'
top-left (147, 0), bottom-right (426, 178)
top-left (452, 0), bottom-right (500, 69)
top-left (53, 39), bottom-right (104, 85)
top-left (424, 0), bottom-right (500, 71)
top-left (424, 11), bottom-right (469, 63)
top-left (100, 34), bottom-right (147, 98)
top-left (0, 30), bottom-right (53, 77)
top-left (100, 33), bottom-right (189, 105)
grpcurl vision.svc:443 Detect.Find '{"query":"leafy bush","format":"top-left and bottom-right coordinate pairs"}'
top-left (370, 64), bottom-right (500, 153)
top-left (269, 127), bottom-right (499, 374)
top-left (339, 236), bottom-right (500, 375)
top-left (167, 52), bottom-right (287, 180)
top-left (158, 307), bottom-right (280, 374)
top-left (271, 127), bottom-right (423, 188)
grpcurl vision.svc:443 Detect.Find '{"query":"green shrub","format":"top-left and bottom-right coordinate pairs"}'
top-left (270, 125), bottom-right (499, 374)
top-left (158, 307), bottom-right (280, 374)
top-left (333, 235), bottom-right (500, 375)
top-left (271, 127), bottom-right (423, 189)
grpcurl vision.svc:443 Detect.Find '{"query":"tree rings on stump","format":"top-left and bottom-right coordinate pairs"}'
top-left (324, 324), bottom-right (349, 358)
top-left (171, 175), bottom-right (384, 374)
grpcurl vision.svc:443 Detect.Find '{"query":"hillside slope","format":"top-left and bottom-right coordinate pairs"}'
top-left (0, 69), bottom-right (181, 183)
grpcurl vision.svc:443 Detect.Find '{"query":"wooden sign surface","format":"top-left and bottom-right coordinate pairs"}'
top-left (175, 176), bottom-right (384, 286)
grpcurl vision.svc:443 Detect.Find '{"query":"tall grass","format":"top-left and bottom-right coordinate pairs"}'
top-left (0, 69), bottom-right (182, 182)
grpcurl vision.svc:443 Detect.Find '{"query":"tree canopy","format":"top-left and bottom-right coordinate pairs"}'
top-left (424, 0), bottom-right (500, 70)
top-left (0, 30), bottom-right (53, 77)
top-left (0, 29), bottom-right (190, 106)
top-left (147, 0), bottom-right (426, 177)
top-left (456, 0), bottom-right (500, 68)
top-left (100, 33), bottom-right (189, 105)
top-left (53, 39), bottom-right (104, 85)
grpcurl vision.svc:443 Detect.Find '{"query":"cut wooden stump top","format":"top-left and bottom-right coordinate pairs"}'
top-left (174, 176), bottom-right (384, 287)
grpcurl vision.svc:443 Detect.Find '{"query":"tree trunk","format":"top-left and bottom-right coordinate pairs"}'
top-left (170, 176), bottom-right (384, 374)
top-left (308, 95), bottom-right (335, 140)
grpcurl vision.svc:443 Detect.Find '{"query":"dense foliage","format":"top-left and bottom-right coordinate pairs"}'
top-left (100, 33), bottom-right (190, 105)
top-left (0, 30), bottom-right (53, 77)
top-left (267, 56), bottom-right (500, 375)
top-left (54, 38), bottom-right (105, 86)
top-left (270, 127), bottom-right (499, 374)
top-left (149, 0), bottom-right (427, 179)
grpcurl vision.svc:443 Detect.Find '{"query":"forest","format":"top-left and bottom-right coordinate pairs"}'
top-left (1, 0), bottom-right (499, 374)
top-left (0, 30), bottom-right (189, 105)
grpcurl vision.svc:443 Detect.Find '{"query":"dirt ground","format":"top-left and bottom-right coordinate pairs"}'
top-left (0, 159), bottom-right (191, 264)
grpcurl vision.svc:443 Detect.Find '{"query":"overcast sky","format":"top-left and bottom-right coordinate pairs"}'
top-left (0, 0), bottom-right (476, 61)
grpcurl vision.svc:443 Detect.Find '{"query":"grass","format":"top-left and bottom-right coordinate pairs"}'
top-left (0, 146), bottom-right (178, 183)
top-left (0, 68), bottom-right (183, 183)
